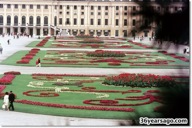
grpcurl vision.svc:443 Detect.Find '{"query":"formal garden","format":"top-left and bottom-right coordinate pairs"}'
top-left (0, 47), bottom-right (189, 68)
top-left (0, 71), bottom-right (189, 119)
top-left (26, 37), bottom-right (153, 49)
top-left (0, 36), bottom-right (190, 120)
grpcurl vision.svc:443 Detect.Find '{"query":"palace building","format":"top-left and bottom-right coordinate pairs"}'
top-left (0, 0), bottom-right (185, 37)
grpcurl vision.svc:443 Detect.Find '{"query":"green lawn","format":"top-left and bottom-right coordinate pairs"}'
top-left (1, 73), bottom-right (188, 119)
top-left (1, 74), bottom-right (165, 119)
top-left (1, 50), bottom-right (189, 69)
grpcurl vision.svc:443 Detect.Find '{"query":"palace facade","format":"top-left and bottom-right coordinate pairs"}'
top-left (0, 0), bottom-right (185, 37)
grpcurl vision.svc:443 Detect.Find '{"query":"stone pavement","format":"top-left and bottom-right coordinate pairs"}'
top-left (0, 35), bottom-right (190, 127)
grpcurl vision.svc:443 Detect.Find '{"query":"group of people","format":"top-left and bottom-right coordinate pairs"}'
top-left (2, 91), bottom-right (15, 111)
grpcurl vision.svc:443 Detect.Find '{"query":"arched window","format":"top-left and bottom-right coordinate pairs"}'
top-left (7, 15), bottom-right (11, 25)
top-left (36, 16), bottom-right (41, 26)
top-left (21, 16), bottom-right (26, 26)
top-left (44, 16), bottom-right (48, 26)
top-left (14, 16), bottom-right (18, 26)
top-left (0, 15), bottom-right (3, 25)
top-left (54, 16), bottom-right (57, 26)
top-left (29, 16), bottom-right (33, 26)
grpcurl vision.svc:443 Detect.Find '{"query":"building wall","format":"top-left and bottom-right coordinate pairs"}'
top-left (0, 0), bottom-right (184, 37)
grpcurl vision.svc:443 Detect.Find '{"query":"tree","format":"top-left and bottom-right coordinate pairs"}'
top-left (132, 0), bottom-right (189, 45)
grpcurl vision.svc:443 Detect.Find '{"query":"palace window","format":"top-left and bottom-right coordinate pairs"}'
top-left (105, 19), bottom-right (108, 25)
top-left (37, 5), bottom-right (40, 9)
top-left (45, 5), bottom-right (48, 9)
top-left (81, 18), bottom-right (84, 25)
top-left (0, 16), bottom-right (3, 25)
top-left (115, 30), bottom-right (118, 36)
top-left (124, 19), bottom-right (127, 26)
top-left (98, 19), bottom-right (101, 25)
top-left (105, 6), bottom-right (108, 10)
top-left (14, 16), bottom-right (18, 25)
top-left (81, 6), bottom-right (84, 10)
top-left (44, 16), bottom-right (48, 26)
top-left (133, 6), bottom-right (136, 11)
top-left (91, 6), bottom-right (94, 10)
top-left (30, 5), bottom-right (33, 9)
top-left (54, 16), bottom-right (57, 26)
top-left (90, 19), bottom-right (94, 25)
top-left (36, 16), bottom-right (41, 26)
top-left (74, 18), bottom-right (77, 25)
top-left (0, 4), bottom-right (3, 8)
top-left (7, 4), bottom-right (11, 8)
top-left (29, 16), bottom-right (33, 26)
top-left (98, 6), bottom-right (101, 10)
top-left (67, 5), bottom-right (70, 9)
top-left (116, 6), bottom-right (119, 10)
top-left (21, 16), bottom-right (26, 26)
top-left (22, 5), bottom-right (26, 9)
top-left (132, 19), bottom-right (136, 26)
top-left (59, 18), bottom-right (62, 25)
top-left (66, 18), bottom-right (70, 25)
top-left (124, 6), bottom-right (127, 10)
top-left (7, 16), bottom-right (11, 25)
top-left (60, 5), bottom-right (62, 9)
top-left (115, 19), bottom-right (119, 26)
top-left (15, 4), bottom-right (18, 9)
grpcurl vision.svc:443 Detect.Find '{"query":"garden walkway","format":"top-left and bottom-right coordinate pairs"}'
top-left (0, 35), bottom-right (190, 126)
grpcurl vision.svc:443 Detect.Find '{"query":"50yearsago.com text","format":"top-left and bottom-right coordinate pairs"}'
top-left (139, 117), bottom-right (188, 125)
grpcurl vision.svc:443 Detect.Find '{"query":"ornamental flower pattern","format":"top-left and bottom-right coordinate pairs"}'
top-left (103, 73), bottom-right (176, 87)
top-left (3, 72), bottom-right (185, 114)
top-left (0, 74), bottom-right (16, 85)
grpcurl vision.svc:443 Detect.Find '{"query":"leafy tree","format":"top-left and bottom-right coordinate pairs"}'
top-left (132, 0), bottom-right (189, 45)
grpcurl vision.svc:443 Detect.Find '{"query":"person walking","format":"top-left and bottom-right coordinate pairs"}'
top-left (0, 43), bottom-right (3, 54)
top-left (9, 91), bottom-right (15, 111)
top-left (7, 39), bottom-right (10, 45)
top-left (36, 58), bottom-right (41, 67)
top-left (3, 92), bottom-right (9, 111)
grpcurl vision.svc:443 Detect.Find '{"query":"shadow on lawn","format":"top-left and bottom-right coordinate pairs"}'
top-left (119, 80), bottom-right (189, 126)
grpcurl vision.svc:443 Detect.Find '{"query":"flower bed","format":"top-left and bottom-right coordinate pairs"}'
top-left (103, 73), bottom-right (176, 87)
top-left (1, 72), bottom-right (188, 119)
top-left (4, 71), bottom-right (21, 75)
top-left (32, 73), bottom-right (106, 77)
top-left (90, 58), bottom-right (123, 63)
top-left (108, 62), bottom-right (121, 66)
top-left (79, 39), bottom-right (104, 44)
top-left (0, 85), bottom-right (6, 93)
top-left (15, 99), bottom-right (135, 112)
top-left (36, 37), bottom-right (51, 47)
top-left (0, 74), bottom-right (16, 85)
top-left (23, 90), bottom-right (59, 97)
top-left (16, 49), bottom-right (40, 64)
top-left (87, 50), bottom-right (125, 57)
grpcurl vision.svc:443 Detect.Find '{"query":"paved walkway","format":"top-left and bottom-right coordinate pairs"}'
top-left (0, 110), bottom-right (131, 126)
top-left (0, 35), bottom-right (190, 127)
